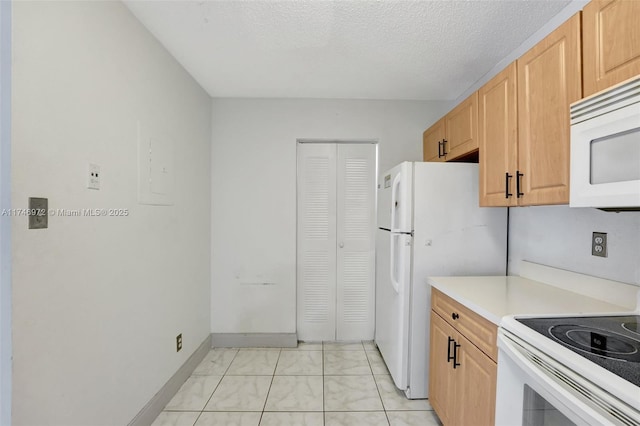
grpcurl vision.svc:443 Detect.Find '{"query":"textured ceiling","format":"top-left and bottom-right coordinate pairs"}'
top-left (124, 0), bottom-right (571, 101)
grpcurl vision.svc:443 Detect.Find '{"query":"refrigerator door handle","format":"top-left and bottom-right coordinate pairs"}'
top-left (390, 172), bottom-right (402, 232)
top-left (389, 233), bottom-right (400, 294)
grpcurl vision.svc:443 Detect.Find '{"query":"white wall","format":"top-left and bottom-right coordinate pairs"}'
top-left (0, 1), bottom-right (11, 424)
top-left (509, 206), bottom-right (640, 286)
top-left (210, 98), bottom-right (447, 334)
top-left (12, 2), bottom-right (211, 425)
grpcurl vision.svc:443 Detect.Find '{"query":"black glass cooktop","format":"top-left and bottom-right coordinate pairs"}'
top-left (517, 315), bottom-right (640, 387)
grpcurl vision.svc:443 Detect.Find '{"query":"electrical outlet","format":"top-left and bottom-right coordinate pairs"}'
top-left (592, 232), bottom-right (607, 257)
top-left (176, 333), bottom-right (182, 352)
top-left (87, 163), bottom-right (100, 190)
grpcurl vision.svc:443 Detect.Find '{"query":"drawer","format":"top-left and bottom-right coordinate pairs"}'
top-left (432, 288), bottom-right (498, 362)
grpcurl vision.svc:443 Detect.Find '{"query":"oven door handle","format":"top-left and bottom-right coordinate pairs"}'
top-left (497, 332), bottom-right (638, 426)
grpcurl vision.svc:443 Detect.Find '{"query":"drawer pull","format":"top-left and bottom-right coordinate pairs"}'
top-left (451, 312), bottom-right (459, 320)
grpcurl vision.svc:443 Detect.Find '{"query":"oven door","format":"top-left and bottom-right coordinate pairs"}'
top-left (495, 329), bottom-right (637, 426)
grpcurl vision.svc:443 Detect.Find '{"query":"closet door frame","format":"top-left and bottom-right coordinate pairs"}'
top-left (296, 140), bottom-right (377, 342)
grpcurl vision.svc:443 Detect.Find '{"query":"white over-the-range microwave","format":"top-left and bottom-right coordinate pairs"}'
top-left (570, 75), bottom-right (640, 210)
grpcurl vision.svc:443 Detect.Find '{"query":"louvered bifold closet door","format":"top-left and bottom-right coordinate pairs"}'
top-left (335, 144), bottom-right (375, 341)
top-left (297, 143), bottom-right (337, 341)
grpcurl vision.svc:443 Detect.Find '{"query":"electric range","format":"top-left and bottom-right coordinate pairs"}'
top-left (517, 315), bottom-right (640, 388)
top-left (497, 313), bottom-right (640, 425)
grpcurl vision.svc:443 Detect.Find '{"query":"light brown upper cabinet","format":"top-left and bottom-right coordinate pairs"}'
top-left (479, 14), bottom-right (581, 206)
top-left (423, 118), bottom-right (446, 162)
top-left (479, 63), bottom-right (518, 207)
top-left (583, 0), bottom-right (640, 97)
top-left (423, 93), bottom-right (478, 162)
top-left (516, 13), bottom-right (582, 205)
top-left (444, 92), bottom-right (478, 160)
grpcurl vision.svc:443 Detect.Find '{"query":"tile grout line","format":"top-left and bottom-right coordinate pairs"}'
top-left (201, 348), bottom-right (240, 413)
top-left (191, 410), bottom-right (203, 426)
top-left (154, 348), bottom-right (241, 425)
top-left (258, 348), bottom-right (282, 425)
top-left (192, 348), bottom-right (240, 424)
top-left (365, 343), bottom-right (391, 426)
top-left (322, 341), bottom-right (326, 425)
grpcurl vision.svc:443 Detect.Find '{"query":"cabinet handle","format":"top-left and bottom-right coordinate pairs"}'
top-left (451, 312), bottom-right (459, 320)
top-left (447, 336), bottom-right (455, 363)
top-left (453, 341), bottom-right (461, 369)
top-left (516, 171), bottom-right (524, 198)
top-left (442, 139), bottom-right (448, 156)
top-left (438, 141), bottom-right (443, 158)
top-left (505, 173), bottom-right (513, 198)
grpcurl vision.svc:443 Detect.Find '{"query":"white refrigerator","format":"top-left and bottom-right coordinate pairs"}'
top-left (375, 162), bottom-right (507, 399)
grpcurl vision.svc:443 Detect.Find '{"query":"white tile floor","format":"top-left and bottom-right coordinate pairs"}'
top-left (152, 341), bottom-right (442, 426)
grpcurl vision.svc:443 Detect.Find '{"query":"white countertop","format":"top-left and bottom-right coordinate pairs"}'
top-left (427, 275), bottom-right (634, 325)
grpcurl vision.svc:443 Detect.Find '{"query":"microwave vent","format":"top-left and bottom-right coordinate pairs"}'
top-left (571, 76), bottom-right (640, 124)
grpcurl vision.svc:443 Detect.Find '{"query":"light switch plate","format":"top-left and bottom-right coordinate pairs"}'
top-left (28, 197), bottom-right (48, 229)
top-left (87, 163), bottom-right (100, 190)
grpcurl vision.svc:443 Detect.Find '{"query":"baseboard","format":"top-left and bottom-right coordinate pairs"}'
top-left (211, 333), bottom-right (297, 348)
top-left (128, 334), bottom-right (211, 426)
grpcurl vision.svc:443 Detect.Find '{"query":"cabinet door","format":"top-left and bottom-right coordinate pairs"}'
top-left (517, 13), bottom-right (581, 205)
top-left (429, 312), bottom-right (456, 426)
top-left (445, 92), bottom-right (478, 160)
top-left (583, 0), bottom-right (640, 97)
top-left (452, 333), bottom-right (497, 426)
top-left (478, 63), bottom-right (518, 207)
top-left (423, 118), bottom-right (446, 162)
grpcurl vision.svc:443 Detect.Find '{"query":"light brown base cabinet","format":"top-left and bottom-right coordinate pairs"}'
top-left (429, 289), bottom-right (497, 426)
